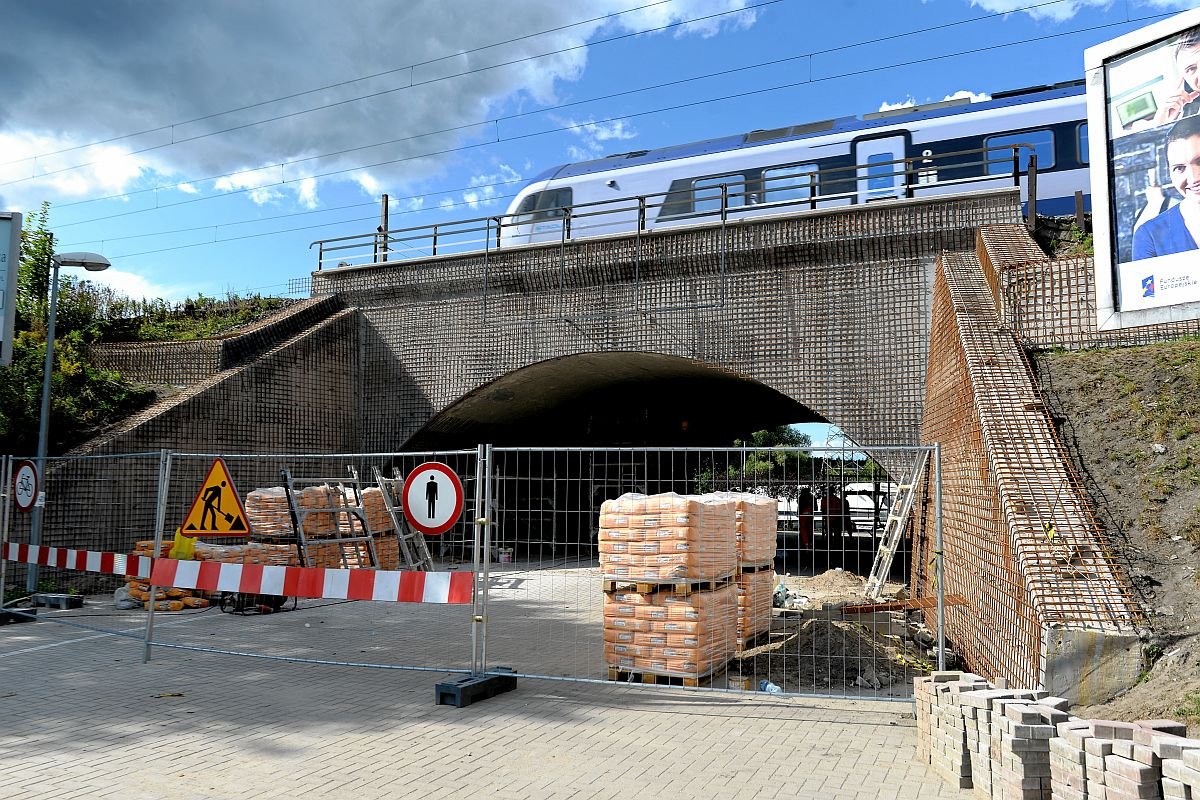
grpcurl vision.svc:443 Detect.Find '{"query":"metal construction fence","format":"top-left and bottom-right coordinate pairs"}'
top-left (1, 445), bottom-right (946, 700)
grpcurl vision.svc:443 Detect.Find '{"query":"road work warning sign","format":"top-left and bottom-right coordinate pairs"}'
top-left (180, 458), bottom-right (251, 537)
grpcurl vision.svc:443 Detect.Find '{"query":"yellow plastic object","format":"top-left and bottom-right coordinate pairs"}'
top-left (167, 528), bottom-right (196, 561)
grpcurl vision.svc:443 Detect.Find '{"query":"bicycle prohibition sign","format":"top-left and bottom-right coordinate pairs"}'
top-left (13, 460), bottom-right (38, 513)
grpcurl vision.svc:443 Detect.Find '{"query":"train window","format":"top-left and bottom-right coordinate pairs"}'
top-left (866, 153), bottom-right (896, 189)
top-left (516, 188), bottom-right (573, 222)
top-left (692, 174), bottom-right (748, 214)
top-left (1078, 123), bottom-right (1089, 164)
top-left (984, 129), bottom-right (1055, 174)
top-left (762, 164), bottom-right (818, 203)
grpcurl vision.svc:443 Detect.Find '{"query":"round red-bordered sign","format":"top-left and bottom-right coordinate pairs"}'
top-left (13, 460), bottom-right (38, 513)
top-left (400, 462), bottom-right (464, 536)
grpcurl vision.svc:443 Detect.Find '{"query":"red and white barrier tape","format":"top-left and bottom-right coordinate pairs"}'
top-left (3, 542), bottom-right (152, 580)
top-left (2, 542), bottom-right (473, 605)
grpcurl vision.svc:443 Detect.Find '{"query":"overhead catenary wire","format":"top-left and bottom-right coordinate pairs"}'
top-left (1, 0), bottom-right (780, 188)
top-left (32, 0), bottom-right (1086, 209)
top-left (57, 9), bottom-right (1172, 262)
top-left (0, 0), bottom-right (686, 168)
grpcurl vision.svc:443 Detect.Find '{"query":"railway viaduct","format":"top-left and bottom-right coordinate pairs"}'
top-left (75, 186), bottom-right (1146, 700)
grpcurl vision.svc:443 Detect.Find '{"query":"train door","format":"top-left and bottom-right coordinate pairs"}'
top-left (853, 132), bottom-right (910, 203)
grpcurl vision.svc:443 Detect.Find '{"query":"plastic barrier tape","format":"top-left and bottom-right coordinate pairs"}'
top-left (2, 542), bottom-right (473, 604)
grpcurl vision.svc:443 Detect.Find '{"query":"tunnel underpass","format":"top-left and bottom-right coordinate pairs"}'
top-left (403, 351), bottom-right (821, 450)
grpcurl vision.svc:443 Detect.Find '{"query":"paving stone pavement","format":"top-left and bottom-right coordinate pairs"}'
top-left (0, 603), bottom-right (970, 800)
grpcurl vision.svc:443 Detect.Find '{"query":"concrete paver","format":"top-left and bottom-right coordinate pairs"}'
top-left (0, 603), bottom-right (970, 800)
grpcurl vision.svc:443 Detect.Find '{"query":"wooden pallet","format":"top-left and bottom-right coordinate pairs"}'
top-left (607, 665), bottom-right (724, 688)
top-left (602, 574), bottom-right (735, 595)
top-left (735, 562), bottom-right (774, 576)
top-left (734, 628), bottom-right (772, 654)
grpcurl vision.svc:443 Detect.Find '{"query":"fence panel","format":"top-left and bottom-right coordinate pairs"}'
top-left (480, 445), bottom-right (940, 698)
top-left (1, 450), bottom-right (480, 677)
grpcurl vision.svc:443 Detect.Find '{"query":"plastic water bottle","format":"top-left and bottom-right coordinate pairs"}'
top-left (759, 679), bottom-right (782, 694)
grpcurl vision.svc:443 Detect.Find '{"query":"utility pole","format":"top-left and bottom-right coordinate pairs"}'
top-left (379, 194), bottom-right (390, 264)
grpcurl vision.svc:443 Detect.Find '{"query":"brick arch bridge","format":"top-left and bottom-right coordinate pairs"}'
top-left (73, 188), bottom-right (1143, 699)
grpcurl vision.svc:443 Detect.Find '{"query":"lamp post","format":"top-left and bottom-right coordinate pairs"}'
top-left (26, 248), bottom-right (111, 593)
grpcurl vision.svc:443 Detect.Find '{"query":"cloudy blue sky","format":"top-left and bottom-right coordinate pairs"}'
top-left (1, 0), bottom-right (1197, 302)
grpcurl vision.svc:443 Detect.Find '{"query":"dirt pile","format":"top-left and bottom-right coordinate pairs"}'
top-left (1037, 341), bottom-right (1200, 728)
top-left (729, 616), bottom-right (932, 693)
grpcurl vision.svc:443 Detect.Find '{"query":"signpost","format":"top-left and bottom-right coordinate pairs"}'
top-left (179, 458), bottom-right (251, 537)
top-left (0, 213), bottom-right (21, 367)
top-left (400, 462), bottom-right (464, 536)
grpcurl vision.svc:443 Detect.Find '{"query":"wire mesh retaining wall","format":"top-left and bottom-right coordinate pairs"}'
top-left (921, 249), bottom-right (1142, 689)
top-left (977, 225), bottom-right (1200, 351)
top-left (1, 446), bottom-right (944, 698)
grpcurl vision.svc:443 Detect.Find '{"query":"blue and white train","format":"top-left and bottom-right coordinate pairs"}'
top-left (500, 81), bottom-right (1090, 246)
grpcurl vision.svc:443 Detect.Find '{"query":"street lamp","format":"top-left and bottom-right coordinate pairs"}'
top-left (26, 249), bottom-right (110, 592)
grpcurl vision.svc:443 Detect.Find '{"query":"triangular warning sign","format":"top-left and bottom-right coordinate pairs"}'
top-left (179, 458), bottom-right (253, 538)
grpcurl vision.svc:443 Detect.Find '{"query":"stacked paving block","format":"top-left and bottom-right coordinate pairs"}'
top-left (914, 671), bottom-right (993, 789)
top-left (990, 699), bottom-right (1068, 800)
top-left (956, 688), bottom-right (1045, 799)
top-left (1161, 739), bottom-right (1200, 799)
top-left (916, 674), bottom-right (1198, 800)
top-left (600, 493), bottom-right (738, 683)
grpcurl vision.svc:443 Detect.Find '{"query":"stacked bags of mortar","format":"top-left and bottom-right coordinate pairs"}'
top-left (598, 493), bottom-right (736, 581)
top-left (734, 570), bottom-right (774, 649)
top-left (599, 493), bottom-right (738, 677)
top-left (603, 584), bottom-right (737, 677)
top-left (719, 492), bottom-right (777, 649)
top-left (717, 492), bottom-right (777, 567)
top-left (246, 485), bottom-right (394, 540)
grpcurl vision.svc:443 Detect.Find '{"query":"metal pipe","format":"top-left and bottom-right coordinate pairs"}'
top-left (0, 456), bottom-right (11, 610)
top-left (934, 442), bottom-right (946, 671)
top-left (471, 443), bottom-right (485, 674)
top-left (143, 448), bottom-right (172, 663)
top-left (380, 193), bottom-right (390, 263)
top-left (481, 443), bottom-right (494, 672)
top-left (27, 245), bottom-right (60, 594)
top-left (1027, 153), bottom-right (1038, 233)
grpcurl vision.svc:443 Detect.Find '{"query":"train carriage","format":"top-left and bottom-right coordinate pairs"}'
top-left (501, 80), bottom-right (1090, 246)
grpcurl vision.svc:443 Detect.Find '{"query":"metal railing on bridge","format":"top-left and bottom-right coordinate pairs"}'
top-left (309, 143), bottom-right (1037, 271)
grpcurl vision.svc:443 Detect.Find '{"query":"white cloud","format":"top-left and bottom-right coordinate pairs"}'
top-left (878, 90), bottom-right (991, 112)
top-left (78, 268), bottom-right (194, 302)
top-left (213, 167), bottom-right (285, 206)
top-left (0, 131), bottom-right (164, 208)
top-left (353, 171), bottom-right (382, 198)
top-left (969, 0), bottom-right (1198, 22)
top-left (944, 90), bottom-right (992, 103)
top-left (0, 1), bottom-right (755, 208)
top-left (449, 163), bottom-right (522, 210)
top-left (878, 97), bottom-right (917, 112)
top-left (554, 116), bottom-right (638, 161)
top-left (296, 177), bottom-right (318, 209)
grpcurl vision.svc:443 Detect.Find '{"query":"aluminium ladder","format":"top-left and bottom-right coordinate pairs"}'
top-left (863, 450), bottom-right (930, 600)
top-left (372, 466), bottom-right (435, 571)
top-left (281, 466), bottom-right (379, 569)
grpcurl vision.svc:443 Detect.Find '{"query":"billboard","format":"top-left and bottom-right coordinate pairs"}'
top-left (0, 213), bottom-right (19, 367)
top-left (1086, 9), bottom-right (1200, 330)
